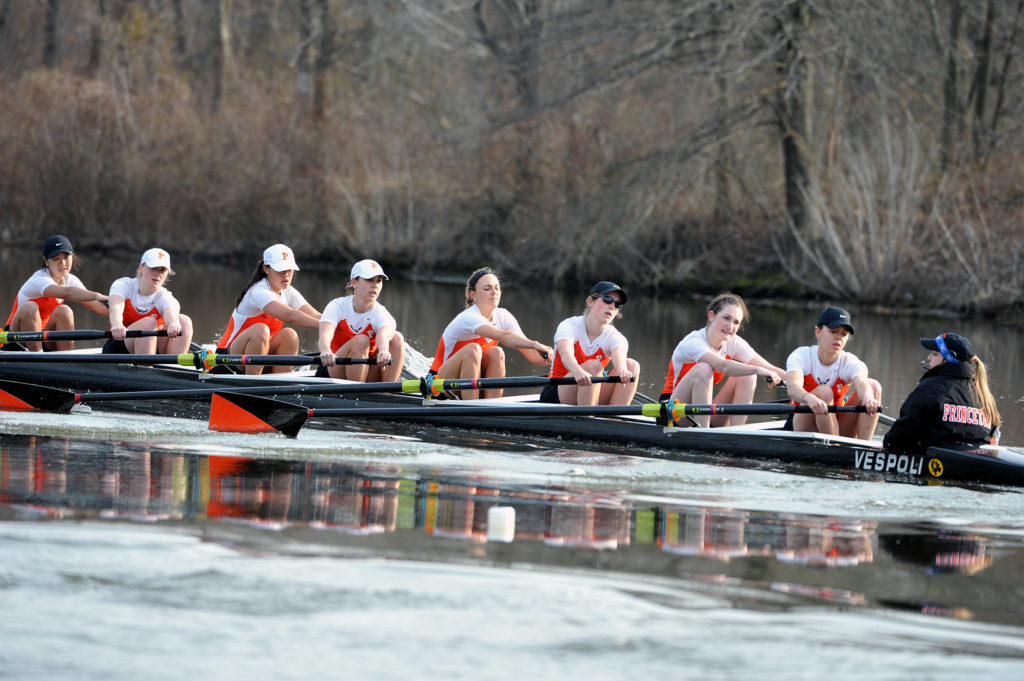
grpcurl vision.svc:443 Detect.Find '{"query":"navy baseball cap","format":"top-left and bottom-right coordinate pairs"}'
top-left (921, 333), bottom-right (975, 363)
top-left (43, 235), bottom-right (74, 259)
top-left (816, 306), bottom-right (854, 333)
top-left (589, 281), bottom-right (628, 305)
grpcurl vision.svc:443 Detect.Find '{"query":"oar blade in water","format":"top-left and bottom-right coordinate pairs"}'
top-left (208, 392), bottom-right (308, 437)
top-left (0, 379), bottom-right (77, 413)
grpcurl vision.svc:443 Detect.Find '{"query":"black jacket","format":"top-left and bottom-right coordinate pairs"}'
top-left (883, 362), bottom-right (994, 453)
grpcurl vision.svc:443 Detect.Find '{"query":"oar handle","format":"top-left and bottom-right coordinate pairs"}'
top-left (0, 329), bottom-right (168, 343)
top-left (648, 401), bottom-right (877, 422)
top-left (0, 351), bottom-right (379, 368)
top-left (305, 403), bottom-right (879, 421)
top-left (407, 374), bottom-right (631, 397)
top-left (193, 352), bottom-right (378, 368)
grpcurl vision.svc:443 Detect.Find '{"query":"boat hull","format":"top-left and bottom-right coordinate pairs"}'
top-left (3, 358), bottom-right (1021, 488)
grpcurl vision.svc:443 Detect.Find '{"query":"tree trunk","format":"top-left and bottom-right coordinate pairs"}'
top-left (296, 0), bottom-right (314, 120)
top-left (43, 0), bottom-right (59, 68)
top-left (194, 0), bottom-right (226, 114)
top-left (472, 0), bottom-right (543, 262)
top-left (172, 0), bottom-right (187, 57)
top-left (0, 0), bottom-right (12, 46)
top-left (776, 0), bottom-right (811, 234)
top-left (986, 0), bottom-right (1024, 167)
top-left (86, 0), bottom-right (105, 76)
top-left (939, 0), bottom-right (964, 171)
top-left (313, 0), bottom-right (331, 122)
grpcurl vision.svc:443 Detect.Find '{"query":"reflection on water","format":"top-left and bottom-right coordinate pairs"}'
top-left (4, 433), bottom-right (1023, 627)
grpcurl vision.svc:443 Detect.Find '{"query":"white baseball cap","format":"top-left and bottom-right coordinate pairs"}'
top-left (140, 247), bottom-right (173, 273)
top-left (263, 244), bottom-right (300, 272)
top-left (350, 259), bottom-right (388, 281)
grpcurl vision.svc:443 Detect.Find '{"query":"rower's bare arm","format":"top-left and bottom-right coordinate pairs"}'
top-left (556, 338), bottom-right (590, 384)
top-left (750, 354), bottom-right (786, 385)
top-left (476, 324), bottom-right (549, 357)
top-left (264, 301), bottom-right (321, 329)
top-left (107, 296), bottom-right (125, 324)
top-left (785, 369), bottom-right (805, 402)
top-left (376, 326), bottom-right (396, 364)
top-left (43, 284), bottom-right (107, 304)
top-left (701, 352), bottom-right (759, 377)
top-left (107, 297), bottom-right (127, 338)
top-left (610, 346), bottom-right (633, 383)
top-left (853, 374), bottom-right (880, 411)
top-left (83, 298), bottom-right (111, 315)
top-left (164, 306), bottom-right (184, 336)
top-left (519, 344), bottom-right (553, 365)
top-left (316, 321), bottom-right (337, 366)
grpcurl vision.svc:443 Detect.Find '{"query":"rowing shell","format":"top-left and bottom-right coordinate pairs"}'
top-left (276, 397), bottom-right (1021, 488)
top-left (0, 349), bottom-right (411, 418)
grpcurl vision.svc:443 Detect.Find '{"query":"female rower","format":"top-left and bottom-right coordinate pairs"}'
top-left (4, 235), bottom-right (109, 351)
top-left (429, 267), bottom-right (553, 400)
top-left (661, 292), bottom-right (785, 428)
top-left (317, 259), bottom-right (404, 382)
top-left (784, 306), bottom-right (881, 440)
top-left (216, 244), bottom-right (321, 374)
top-left (883, 333), bottom-right (1000, 453)
top-left (105, 248), bottom-right (194, 355)
top-left (540, 281), bottom-right (639, 406)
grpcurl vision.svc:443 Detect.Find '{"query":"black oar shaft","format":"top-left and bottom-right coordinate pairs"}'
top-left (304, 403), bottom-right (872, 419)
top-left (0, 352), bottom-right (373, 367)
top-left (76, 374), bottom-right (626, 403)
top-left (0, 329), bottom-right (167, 343)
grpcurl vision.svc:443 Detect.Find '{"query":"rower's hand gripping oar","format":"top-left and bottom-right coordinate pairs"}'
top-left (766, 376), bottom-right (894, 425)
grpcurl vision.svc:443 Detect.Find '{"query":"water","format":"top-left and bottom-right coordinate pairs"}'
top-left (3, 410), bottom-right (1024, 679)
top-left (3, 251), bottom-right (1024, 678)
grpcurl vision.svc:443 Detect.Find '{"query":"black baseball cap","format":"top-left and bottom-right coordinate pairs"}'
top-left (816, 306), bottom-right (854, 333)
top-left (920, 333), bottom-right (975, 363)
top-left (589, 281), bottom-right (627, 305)
top-left (43, 235), bottom-right (74, 259)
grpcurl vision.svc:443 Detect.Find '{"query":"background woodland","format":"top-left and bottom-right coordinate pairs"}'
top-left (2, 0), bottom-right (1023, 315)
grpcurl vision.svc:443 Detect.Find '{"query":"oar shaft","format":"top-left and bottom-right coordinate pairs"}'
top-left (75, 374), bottom-right (628, 403)
top-left (304, 403), bottom-right (873, 419)
top-left (0, 352), bottom-right (373, 368)
top-left (0, 329), bottom-right (167, 343)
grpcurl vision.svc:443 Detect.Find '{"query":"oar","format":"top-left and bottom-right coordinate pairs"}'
top-left (0, 351), bottom-right (376, 369)
top-left (0, 375), bottom-right (631, 413)
top-left (208, 394), bottom-right (876, 437)
top-left (0, 329), bottom-right (168, 344)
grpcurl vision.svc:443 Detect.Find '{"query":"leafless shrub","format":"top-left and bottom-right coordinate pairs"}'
top-left (775, 118), bottom-right (933, 303)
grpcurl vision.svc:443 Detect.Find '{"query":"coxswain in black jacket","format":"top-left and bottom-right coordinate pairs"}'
top-left (883, 361), bottom-right (996, 454)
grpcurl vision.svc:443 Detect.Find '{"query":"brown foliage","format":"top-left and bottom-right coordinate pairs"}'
top-left (1, 0), bottom-right (1023, 317)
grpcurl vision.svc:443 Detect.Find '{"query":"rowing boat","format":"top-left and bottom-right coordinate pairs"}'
top-left (3, 350), bottom-right (1022, 489)
top-left (0, 348), bottom-right (409, 418)
top-left (280, 398), bottom-right (1023, 489)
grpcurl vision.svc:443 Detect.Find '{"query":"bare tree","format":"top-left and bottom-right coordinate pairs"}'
top-left (43, 0), bottom-right (59, 67)
top-left (193, 0), bottom-right (227, 113)
top-left (86, 0), bottom-right (105, 76)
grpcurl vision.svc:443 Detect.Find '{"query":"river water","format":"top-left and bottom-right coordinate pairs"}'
top-left (2, 250), bottom-right (1024, 679)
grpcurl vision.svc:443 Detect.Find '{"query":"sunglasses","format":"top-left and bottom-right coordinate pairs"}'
top-left (597, 294), bottom-right (624, 309)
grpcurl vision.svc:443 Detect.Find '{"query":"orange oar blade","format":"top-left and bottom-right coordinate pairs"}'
top-left (0, 379), bottom-right (77, 413)
top-left (208, 392), bottom-right (308, 437)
